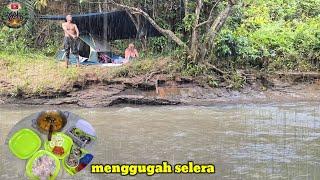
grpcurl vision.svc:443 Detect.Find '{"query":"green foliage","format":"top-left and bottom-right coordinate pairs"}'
top-left (181, 62), bottom-right (205, 77)
top-left (0, 20), bottom-right (61, 56)
top-left (215, 30), bottom-right (260, 67)
top-left (183, 14), bottom-right (196, 32)
top-left (230, 72), bottom-right (245, 89)
top-left (0, 26), bottom-right (31, 53)
top-left (216, 0), bottom-right (320, 71)
top-left (112, 58), bottom-right (156, 78)
top-left (207, 76), bottom-right (219, 88)
top-left (0, 5), bottom-right (11, 21)
top-left (296, 0), bottom-right (320, 18)
top-left (34, 0), bottom-right (49, 10)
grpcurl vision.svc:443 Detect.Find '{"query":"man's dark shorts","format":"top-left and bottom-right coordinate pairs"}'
top-left (64, 36), bottom-right (79, 59)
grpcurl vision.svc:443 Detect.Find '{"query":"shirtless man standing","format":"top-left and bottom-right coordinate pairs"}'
top-left (62, 15), bottom-right (80, 68)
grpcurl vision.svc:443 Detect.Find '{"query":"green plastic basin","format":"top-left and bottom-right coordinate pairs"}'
top-left (9, 128), bottom-right (42, 159)
top-left (26, 150), bottom-right (60, 180)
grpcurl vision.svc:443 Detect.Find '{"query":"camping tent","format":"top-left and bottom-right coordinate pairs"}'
top-left (55, 34), bottom-right (111, 64)
top-left (40, 10), bottom-right (162, 64)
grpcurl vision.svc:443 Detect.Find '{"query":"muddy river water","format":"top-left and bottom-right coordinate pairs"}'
top-left (0, 102), bottom-right (319, 179)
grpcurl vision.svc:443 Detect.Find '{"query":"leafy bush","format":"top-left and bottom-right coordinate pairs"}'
top-left (0, 26), bottom-right (31, 53)
top-left (215, 0), bottom-right (320, 71)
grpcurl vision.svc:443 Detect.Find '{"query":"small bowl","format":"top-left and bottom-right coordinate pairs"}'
top-left (71, 147), bottom-right (82, 158)
top-left (66, 154), bottom-right (79, 168)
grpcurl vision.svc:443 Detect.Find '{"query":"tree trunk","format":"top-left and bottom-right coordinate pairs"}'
top-left (63, 1), bottom-right (68, 14)
top-left (206, 0), bottom-right (221, 31)
top-left (190, 0), bottom-right (203, 61)
top-left (184, 0), bottom-right (189, 17)
top-left (152, 0), bottom-right (156, 19)
top-left (206, 3), bottom-right (233, 47)
top-left (126, 11), bottom-right (141, 34)
top-left (197, 0), bottom-right (235, 62)
top-left (199, 1), bottom-right (235, 61)
top-left (98, 2), bottom-right (102, 12)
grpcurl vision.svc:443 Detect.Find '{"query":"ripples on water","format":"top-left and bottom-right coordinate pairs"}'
top-left (0, 102), bottom-right (319, 179)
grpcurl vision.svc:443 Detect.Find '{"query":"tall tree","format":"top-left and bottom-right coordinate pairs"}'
top-left (109, 0), bottom-right (237, 62)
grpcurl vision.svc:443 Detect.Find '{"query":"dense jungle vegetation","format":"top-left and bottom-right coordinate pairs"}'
top-left (0, 0), bottom-right (319, 95)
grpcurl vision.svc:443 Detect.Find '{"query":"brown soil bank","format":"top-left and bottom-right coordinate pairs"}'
top-left (1, 72), bottom-right (320, 107)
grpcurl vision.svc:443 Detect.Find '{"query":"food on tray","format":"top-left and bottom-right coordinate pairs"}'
top-left (49, 135), bottom-right (64, 147)
top-left (69, 127), bottom-right (94, 146)
top-left (66, 154), bottom-right (79, 167)
top-left (52, 146), bottom-right (64, 156)
top-left (71, 146), bottom-right (82, 157)
top-left (44, 133), bottom-right (73, 159)
top-left (80, 136), bottom-right (91, 144)
top-left (32, 155), bottom-right (56, 180)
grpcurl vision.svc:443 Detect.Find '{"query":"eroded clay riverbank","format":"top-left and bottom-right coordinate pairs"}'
top-left (1, 72), bottom-right (320, 107)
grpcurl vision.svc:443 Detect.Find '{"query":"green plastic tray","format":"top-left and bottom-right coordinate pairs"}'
top-left (26, 150), bottom-right (61, 180)
top-left (9, 128), bottom-right (42, 159)
top-left (44, 132), bottom-right (73, 159)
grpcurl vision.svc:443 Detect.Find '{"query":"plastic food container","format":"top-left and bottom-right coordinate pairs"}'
top-left (66, 126), bottom-right (96, 148)
top-left (76, 119), bottom-right (96, 136)
top-left (25, 150), bottom-right (61, 180)
top-left (9, 128), bottom-right (42, 159)
top-left (44, 133), bottom-right (73, 159)
top-left (62, 146), bottom-right (90, 176)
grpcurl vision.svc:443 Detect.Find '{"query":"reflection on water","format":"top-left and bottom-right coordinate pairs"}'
top-left (0, 102), bottom-right (320, 179)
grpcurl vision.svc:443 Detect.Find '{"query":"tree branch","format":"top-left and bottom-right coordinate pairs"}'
top-left (228, 0), bottom-right (236, 5)
top-left (196, 19), bottom-right (213, 28)
top-left (109, 1), bottom-right (188, 49)
top-left (205, 62), bottom-right (226, 75)
top-left (125, 10), bottom-right (141, 37)
top-left (206, 0), bottom-right (221, 30)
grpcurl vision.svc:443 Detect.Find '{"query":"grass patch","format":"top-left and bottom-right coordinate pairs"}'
top-left (0, 52), bottom-right (79, 96)
top-left (0, 53), bottom-right (174, 96)
top-left (96, 57), bottom-right (172, 80)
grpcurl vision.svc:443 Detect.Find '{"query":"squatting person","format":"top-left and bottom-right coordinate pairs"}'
top-left (124, 43), bottom-right (139, 63)
top-left (62, 14), bottom-right (80, 68)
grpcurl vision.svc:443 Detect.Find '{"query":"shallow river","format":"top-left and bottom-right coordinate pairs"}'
top-left (0, 102), bottom-right (320, 180)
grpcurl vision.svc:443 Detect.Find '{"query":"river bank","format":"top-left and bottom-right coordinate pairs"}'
top-left (1, 70), bottom-right (320, 107)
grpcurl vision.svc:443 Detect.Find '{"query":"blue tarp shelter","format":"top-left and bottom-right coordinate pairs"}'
top-left (40, 11), bottom-right (162, 64)
top-left (55, 34), bottom-right (110, 64)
